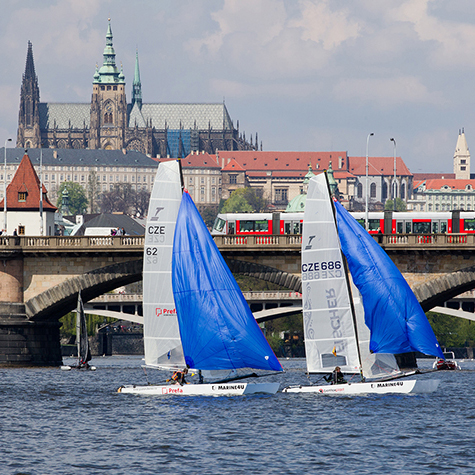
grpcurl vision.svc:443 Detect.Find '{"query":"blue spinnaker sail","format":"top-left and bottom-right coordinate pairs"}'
top-left (334, 200), bottom-right (444, 359)
top-left (172, 191), bottom-right (283, 373)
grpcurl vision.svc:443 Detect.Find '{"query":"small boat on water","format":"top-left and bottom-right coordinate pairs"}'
top-left (61, 292), bottom-right (96, 371)
top-left (118, 160), bottom-right (282, 396)
top-left (283, 172), bottom-right (444, 395)
top-left (433, 351), bottom-right (461, 370)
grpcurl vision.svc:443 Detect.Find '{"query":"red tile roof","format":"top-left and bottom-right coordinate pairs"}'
top-left (420, 179), bottom-right (475, 191)
top-left (0, 153), bottom-right (56, 211)
top-left (182, 153), bottom-right (220, 168)
top-left (412, 172), bottom-right (455, 181)
top-left (222, 158), bottom-right (246, 171)
top-left (216, 151), bottom-right (348, 173)
top-left (349, 156), bottom-right (411, 176)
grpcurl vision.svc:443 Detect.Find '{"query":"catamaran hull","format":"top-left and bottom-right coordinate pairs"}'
top-left (282, 379), bottom-right (440, 395)
top-left (118, 382), bottom-right (280, 396)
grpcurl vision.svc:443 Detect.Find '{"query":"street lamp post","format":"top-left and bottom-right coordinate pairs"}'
top-left (390, 138), bottom-right (396, 211)
top-left (4, 138), bottom-right (12, 234)
top-left (365, 132), bottom-right (374, 231)
top-left (39, 146), bottom-right (43, 236)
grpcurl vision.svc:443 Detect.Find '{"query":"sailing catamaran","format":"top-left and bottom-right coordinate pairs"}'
top-left (118, 160), bottom-right (282, 396)
top-left (61, 292), bottom-right (96, 371)
top-left (283, 172), bottom-right (443, 395)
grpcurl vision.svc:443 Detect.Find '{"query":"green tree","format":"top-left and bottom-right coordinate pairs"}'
top-left (426, 312), bottom-right (475, 347)
top-left (100, 183), bottom-right (137, 214)
top-left (200, 207), bottom-right (219, 229)
top-left (221, 187), bottom-right (268, 213)
top-left (384, 197), bottom-right (407, 211)
top-left (56, 182), bottom-right (88, 215)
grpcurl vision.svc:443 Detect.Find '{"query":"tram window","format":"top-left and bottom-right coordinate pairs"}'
top-left (293, 222), bottom-right (300, 234)
top-left (433, 222), bottom-right (439, 233)
top-left (255, 220), bottom-right (268, 232)
top-left (397, 222), bottom-right (403, 234)
top-left (368, 219), bottom-right (380, 231)
top-left (406, 222), bottom-right (411, 233)
top-left (228, 222), bottom-right (235, 234)
top-left (284, 222), bottom-right (291, 234)
top-left (240, 220), bottom-right (255, 232)
top-left (440, 222), bottom-right (447, 233)
top-left (464, 219), bottom-right (475, 231)
top-left (214, 217), bottom-right (226, 233)
top-left (413, 222), bottom-right (431, 234)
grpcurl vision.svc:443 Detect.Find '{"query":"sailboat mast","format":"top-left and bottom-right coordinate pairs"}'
top-left (76, 292), bottom-right (81, 361)
top-left (323, 171), bottom-right (364, 377)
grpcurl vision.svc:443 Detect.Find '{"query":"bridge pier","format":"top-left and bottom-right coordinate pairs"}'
top-left (0, 303), bottom-right (62, 366)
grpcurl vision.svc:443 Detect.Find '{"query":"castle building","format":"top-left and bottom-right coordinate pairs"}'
top-left (17, 21), bottom-right (256, 157)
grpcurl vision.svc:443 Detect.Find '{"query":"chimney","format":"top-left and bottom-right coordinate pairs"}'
top-left (53, 150), bottom-right (58, 159)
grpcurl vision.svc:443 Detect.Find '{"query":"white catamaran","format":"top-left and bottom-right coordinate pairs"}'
top-left (283, 172), bottom-right (443, 395)
top-left (118, 160), bottom-right (282, 396)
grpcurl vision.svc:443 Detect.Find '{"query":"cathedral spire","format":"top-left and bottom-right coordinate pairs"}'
top-left (24, 41), bottom-right (36, 81)
top-left (17, 41), bottom-right (41, 148)
top-left (94, 19), bottom-right (125, 85)
top-left (131, 49), bottom-right (142, 109)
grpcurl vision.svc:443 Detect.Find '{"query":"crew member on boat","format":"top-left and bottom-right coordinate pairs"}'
top-left (324, 366), bottom-right (346, 385)
top-left (168, 366), bottom-right (189, 385)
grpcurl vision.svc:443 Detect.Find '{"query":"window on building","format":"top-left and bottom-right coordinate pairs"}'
top-left (370, 183), bottom-right (377, 198)
top-left (18, 192), bottom-right (27, 202)
top-left (229, 174), bottom-right (237, 185)
top-left (401, 183), bottom-right (405, 200)
top-left (357, 183), bottom-right (363, 198)
top-left (461, 166), bottom-right (466, 171)
top-left (275, 188), bottom-right (288, 203)
top-left (18, 225), bottom-right (25, 235)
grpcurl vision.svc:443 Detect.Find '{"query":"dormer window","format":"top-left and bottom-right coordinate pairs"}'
top-left (18, 192), bottom-right (27, 202)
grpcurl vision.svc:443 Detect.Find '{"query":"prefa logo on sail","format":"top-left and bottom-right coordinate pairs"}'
top-left (155, 308), bottom-right (177, 317)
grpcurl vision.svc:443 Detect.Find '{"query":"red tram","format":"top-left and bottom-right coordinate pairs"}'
top-left (212, 210), bottom-right (475, 236)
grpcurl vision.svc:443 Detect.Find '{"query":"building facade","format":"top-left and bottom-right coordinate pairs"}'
top-left (17, 21), bottom-right (257, 158)
top-left (0, 148), bottom-right (158, 205)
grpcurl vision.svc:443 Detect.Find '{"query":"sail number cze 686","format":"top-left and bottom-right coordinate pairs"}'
top-left (301, 260), bottom-right (342, 281)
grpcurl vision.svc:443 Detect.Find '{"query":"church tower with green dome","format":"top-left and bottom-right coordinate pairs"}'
top-left (89, 20), bottom-right (128, 150)
top-left (285, 163), bottom-right (340, 212)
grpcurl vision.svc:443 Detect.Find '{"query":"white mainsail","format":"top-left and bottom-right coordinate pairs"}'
top-left (143, 160), bottom-right (185, 369)
top-left (302, 174), bottom-right (360, 374)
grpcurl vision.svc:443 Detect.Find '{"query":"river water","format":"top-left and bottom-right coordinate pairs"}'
top-left (1, 356), bottom-right (474, 475)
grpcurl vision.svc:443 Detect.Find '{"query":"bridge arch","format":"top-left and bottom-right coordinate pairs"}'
top-left (26, 260), bottom-right (143, 321)
top-left (226, 258), bottom-right (301, 293)
top-left (413, 265), bottom-right (475, 312)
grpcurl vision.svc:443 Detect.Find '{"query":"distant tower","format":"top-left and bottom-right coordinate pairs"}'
top-left (17, 41), bottom-right (41, 149)
top-left (89, 20), bottom-right (127, 150)
top-left (454, 128), bottom-right (470, 180)
top-left (131, 49), bottom-right (142, 110)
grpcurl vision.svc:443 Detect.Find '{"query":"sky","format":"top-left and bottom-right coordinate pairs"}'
top-left (1, 0), bottom-right (475, 174)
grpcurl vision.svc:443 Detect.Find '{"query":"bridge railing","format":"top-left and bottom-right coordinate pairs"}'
top-left (0, 235), bottom-right (145, 250)
top-left (214, 234), bottom-right (302, 248)
top-left (382, 233), bottom-right (473, 246)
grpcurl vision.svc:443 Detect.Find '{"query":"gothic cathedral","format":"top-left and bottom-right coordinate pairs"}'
top-left (17, 21), bottom-right (257, 158)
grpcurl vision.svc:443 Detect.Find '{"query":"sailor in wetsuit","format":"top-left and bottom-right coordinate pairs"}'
top-left (169, 366), bottom-right (189, 385)
top-left (324, 366), bottom-right (346, 385)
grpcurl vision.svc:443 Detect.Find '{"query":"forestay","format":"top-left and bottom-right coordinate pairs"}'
top-left (172, 191), bottom-right (282, 374)
top-left (301, 174), bottom-right (360, 374)
top-left (143, 160), bottom-right (185, 370)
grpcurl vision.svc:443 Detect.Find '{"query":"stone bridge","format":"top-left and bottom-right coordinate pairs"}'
top-left (2, 233), bottom-right (475, 365)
